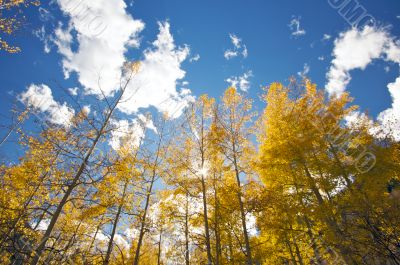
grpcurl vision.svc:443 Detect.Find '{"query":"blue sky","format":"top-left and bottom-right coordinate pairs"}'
top-left (1, 0), bottom-right (400, 157)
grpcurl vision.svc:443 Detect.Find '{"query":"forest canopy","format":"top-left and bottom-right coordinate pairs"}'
top-left (1, 76), bottom-right (399, 264)
top-left (1, 1), bottom-right (400, 264)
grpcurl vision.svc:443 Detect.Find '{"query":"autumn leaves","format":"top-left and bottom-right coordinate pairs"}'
top-left (1, 79), bottom-right (400, 264)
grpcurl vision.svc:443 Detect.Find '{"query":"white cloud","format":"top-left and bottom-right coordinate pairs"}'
top-left (289, 16), bottom-right (306, 37)
top-left (326, 26), bottom-right (400, 141)
top-left (54, 2), bottom-right (192, 119)
top-left (230, 33), bottom-right (241, 49)
top-left (224, 50), bottom-right (238, 60)
top-left (38, 7), bottom-right (53, 22)
top-left (32, 219), bottom-right (50, 231)
top-left (384, 66), bottom-right (390, 73)
top-left (344, 111), bottom-right (371, 128)
top-left (109, 114), bottom-right (156, 151)
top-left (147, 193), bottom-right (204, 263)
top-left (297, 63), bottom-right (310, 77)
top-left (33, 26), bottom-right (51, 53)
top-left (55, 0), bottom-right (145, 96)
top-left (225, 70), bottom-right (253, 92)
top-left (224, 33), bottom-right (248, 60)
top-left (189, 53), bottom-right (200, 62)
top-left (322, 34), bottom-right (331, 41)
top-left (68, 87), bottom-right (79, 96)
top-left (114, 234), bottom-right (130, 250)
top-left (82, 105), bottom-right (91, 115)
top-left (242, 45), bottom-right (248, 58)
top-left (246, 213), bottom-right (258, 237)
top-left (117, 22), bottom-right (195, 119)
top-left (90, 229), bottom-right (130, 251)
top-left (109, 119), bottom-right (144, 150)
top-left (377, 77), bottom-right (400, 140)
top-left (137, 113), bottom-right (157, 133)
top-left (19, 84), bottom-right (75, 127)
top-left (346, 109), bottom-right (400, 142)
top-left (318, 56), bottom-right (325, 61)
top-left (125, 227), bottom-right (139, 240)
top-left (325, 26), bottom-right (397, 95)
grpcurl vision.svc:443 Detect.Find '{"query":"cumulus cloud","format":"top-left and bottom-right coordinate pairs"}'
top-left (109, 119), bottom-right (144, 150)
top-left (325, 26), bottom-right (399, 95)
top-left (55, 0), bottom-right (145, 96)
top-left (225, 70), bottom-right (253, 92)
top-left (224, 33), bottom-right (248, 60)
top-left (89, 229), bottom-right (130, 251)
top-left (137, 113), bottom-right (157, 133)
top-left (289, 16), bottom-right (306, 37)
top-left (109, 114), bottom-right (158, 150)
top-left (32, 219), bottom-right (50, 231)
top-left (19, 84), bottom-right (75, 126)
top-left (113, 234), bottom-right (130, 250)
top-left (117, 22), bottom-right (195, 118)
top-left (68, 87), bottom-right (78, 96)
top-left (377, 77), bottom-right (400, 140)
top-left (344, 111), bottom-right (371, 128)
top-left (54, 1), bottom-right (193, 119)
top-left (246, 213), bottom-right (258, 237)
top-left (326, 26), bottom-right (400, 140)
